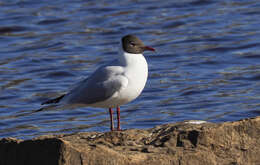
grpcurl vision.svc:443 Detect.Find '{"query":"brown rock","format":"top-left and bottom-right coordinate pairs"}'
top-left (0, 117), bottom-right (259, 165)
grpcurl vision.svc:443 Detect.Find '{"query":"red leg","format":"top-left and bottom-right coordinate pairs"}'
top-left (109, 108), bottom-right (114, 131)
top-left (116, 106), bottom-right (121, 131)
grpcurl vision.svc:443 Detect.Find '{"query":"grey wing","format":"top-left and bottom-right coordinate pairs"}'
top-left (62, 65), bottom-right (128, 104)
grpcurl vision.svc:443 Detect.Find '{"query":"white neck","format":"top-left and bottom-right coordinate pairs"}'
top-left (118, 43), bottom-right (145, 66)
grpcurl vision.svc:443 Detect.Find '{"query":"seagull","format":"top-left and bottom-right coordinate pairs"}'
top-left (42, 34), bottom-right (155, 131)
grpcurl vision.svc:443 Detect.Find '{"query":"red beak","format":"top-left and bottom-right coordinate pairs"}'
top-left (144, 46), bottom-right (155, 52)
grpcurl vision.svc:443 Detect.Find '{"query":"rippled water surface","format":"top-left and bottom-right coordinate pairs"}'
top-left (0, 0), bottom-right (259, 139)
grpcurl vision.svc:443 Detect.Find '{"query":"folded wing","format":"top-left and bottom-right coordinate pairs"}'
top-left (61, 65), bottom-right (128, 105)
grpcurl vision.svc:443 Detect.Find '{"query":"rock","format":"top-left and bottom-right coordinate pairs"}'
top-left (0, 117), bottom-right (259, 165)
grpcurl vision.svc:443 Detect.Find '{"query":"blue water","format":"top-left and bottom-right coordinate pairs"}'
top-left (0, 0), bottom-right (259, 139)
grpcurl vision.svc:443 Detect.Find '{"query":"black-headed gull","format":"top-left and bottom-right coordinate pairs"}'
top-left (42, 35), bottom-right (155, 131)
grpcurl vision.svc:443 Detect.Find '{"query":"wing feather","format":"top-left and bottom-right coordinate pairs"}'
top-left (62, 65), bottom-right (128, 104)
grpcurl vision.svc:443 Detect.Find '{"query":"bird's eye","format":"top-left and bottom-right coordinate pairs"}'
top-left (130, 42), bottom-right (135, 46)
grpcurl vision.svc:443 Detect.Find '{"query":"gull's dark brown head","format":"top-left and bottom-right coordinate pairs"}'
top-left (121, 35), bottom-right (155, 54)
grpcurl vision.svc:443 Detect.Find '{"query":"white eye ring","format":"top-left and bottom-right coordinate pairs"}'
top-left (130, 42), bottom-right (135, 46)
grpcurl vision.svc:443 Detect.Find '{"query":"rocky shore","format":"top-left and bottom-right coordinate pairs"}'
top-left (0, 117), bottom-right (259, 165)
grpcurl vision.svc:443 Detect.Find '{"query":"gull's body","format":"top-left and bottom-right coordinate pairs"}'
top-left (61, 50), bottom-right (148, 108)
top-left (42, 35), bottom-right (155, 131)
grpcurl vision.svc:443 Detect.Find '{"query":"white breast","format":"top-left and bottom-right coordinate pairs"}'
top-left (119, 52), bottom-right (148, 103)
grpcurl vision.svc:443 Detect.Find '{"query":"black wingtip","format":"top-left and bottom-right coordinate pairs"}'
top-left (41, 94), bottom-right (66, 105)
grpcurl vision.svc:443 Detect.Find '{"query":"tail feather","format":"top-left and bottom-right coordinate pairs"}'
top-left (41, 94), bottom-right (66, 105)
